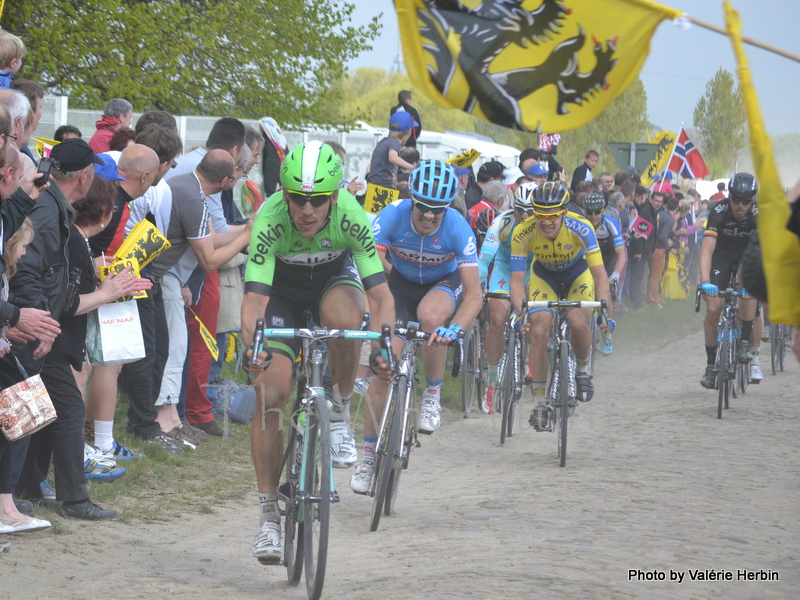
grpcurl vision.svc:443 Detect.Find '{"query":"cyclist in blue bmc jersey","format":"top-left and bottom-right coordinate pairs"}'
top-left (350, 159), bottom-right (483, 494)
top-left (477, 181), bottom-right (537, 413)
top-left (583, 192), bottom-right (626, 356)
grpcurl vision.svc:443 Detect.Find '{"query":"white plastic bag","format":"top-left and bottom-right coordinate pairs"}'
top-left (85, 300), bottom-right (146, 366)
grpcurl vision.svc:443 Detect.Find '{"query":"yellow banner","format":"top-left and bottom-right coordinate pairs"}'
top-left (114, 219), bottom-right (171, 270)
top-left (446, 148), bottom-right (480, 169)
top-left (725, 2), bottom-right (800, 326)
top-left (34, 136), bottom-right (60, 159)
top-left (640, 130), bottom-right (676, 187)
top-left (191, 309), bottom-right (220, 361)
top-left (364, 182), bottom-right (400, 215)
top-left (396, 0), bottom-right (682, 132)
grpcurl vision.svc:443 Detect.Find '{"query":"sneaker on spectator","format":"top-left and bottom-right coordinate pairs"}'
top-left (349, 454), bottom-right (375, 494)
top-left (419, 398), bottom-right (441, 433)
top-left (13, 497), bottom-right (34, 517)
top-left (180, 420), bottom-right (208, 443)
top-left (700, 365), bottom-right (717, 389)
top-left (85, 443), bottom-right (117, 469)
top-left (252, 520), bottom-right (282, 564)
top-left (164, 426), bottom-right (197, 450)
top-left (329, 421), bottom-right (357, 468)
top-left (40, 480), bottom-right (56, 500)
top-left (147, 433), bottom-right (185, 454)
top-left (601, 338), bottom-right (613, 356)
top-left (99, 441), bottom-right (144, 461)
top-left (84, 458), bottom-right (126, 482)
top-left (190, 419), bottom-right (235, 438)
top-left (481, 386), bottom-right (495, 414)
top-left (750, 364), bottom-right (764, 383)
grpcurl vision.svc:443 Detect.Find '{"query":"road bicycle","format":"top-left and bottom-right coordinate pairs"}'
top-left (256, 318), bottom-right (390, 600)
top-left (695, 283), bottom-right (747, 419)
top-left (770, 323), bottom-right (794, 375)
top-left (461, 292), bottom-right (508, 417)
top-left (529, 298), bottom-right (607, 467)
top-left (495, 301), bottom-right (527, 445)
top-left (369, 322), bottom-right (460, 531)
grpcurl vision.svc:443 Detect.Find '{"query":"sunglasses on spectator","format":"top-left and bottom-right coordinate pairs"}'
top-left (413, 199), bottom-right (449, 215)
top-left (729, 197), bottom-right (753, 206)
top-left (287, 192), bottom-right (333, 208)
top-left (170, 159), bottom-right (178, 169)
top-left (534, 210), bottom-right (565, 222)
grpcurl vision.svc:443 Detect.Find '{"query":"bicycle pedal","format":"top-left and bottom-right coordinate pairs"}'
top-left (257, 556), bottom-right (283, 566)
top-left (418, 429), bottom-right (433, 436)
top-left (331, 491), bottom-right (340, 503)
top-left (413, 440), bottom-right (421, 449)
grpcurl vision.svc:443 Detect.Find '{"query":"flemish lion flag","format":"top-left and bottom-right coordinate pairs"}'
top-left (396, 0), bottom-right (682, 132)
top-left (640, 130), bottom-right (676, 187)
top-left (364, 182), bottom-right (400, 215)
top-left (725, 2), bottom-right (800, 326)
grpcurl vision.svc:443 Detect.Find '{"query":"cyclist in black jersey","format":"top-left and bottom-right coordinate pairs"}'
top-left (699, 172), bottom-right (762, 388)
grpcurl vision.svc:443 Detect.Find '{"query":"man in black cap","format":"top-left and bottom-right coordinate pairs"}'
top-left (465, 160), bottom-right (506, 210)
top-left (11, 138), bottom-right (118, 520)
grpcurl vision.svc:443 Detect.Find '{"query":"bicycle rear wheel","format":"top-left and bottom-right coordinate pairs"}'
top-left (497, 343), bottom-right (514, 446)
top-left (771, 324), bottom-right (779, 375)
top-left (558, 342), bottom-right (570, 467)
top-left (461, 324), bottom-right (479, 417)
top-left (284, 427), bottom-right (304, 586)
top-left (717, 322), bottom-right (729, 419)
top-left (303, 398), bottom-right (331, 600)
top-left (779, 326), bottom-right (789, 372)
top-left (370, 376), bottom-right (404, 532)
top-left (588, 313), bottom-right (600, 376)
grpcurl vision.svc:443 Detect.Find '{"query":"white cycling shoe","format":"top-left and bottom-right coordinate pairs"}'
top-left (252, 520), bottom-right (282, 564)
top-left (349, 454), bottom-right (375, 494)
top-left (329, 421), bottom-right (358, 468)
top-left (419, 398), bottom-right (441, 433)
top-left (750, 364), bottom-right (764, 383)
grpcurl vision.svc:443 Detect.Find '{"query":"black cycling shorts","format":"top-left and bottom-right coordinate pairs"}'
top-left (710, 249), bottom-right (743, 290)
top-left (388, 267), bottom-right (462, 326)
top-left (264, 256), bottom-right (363, 360)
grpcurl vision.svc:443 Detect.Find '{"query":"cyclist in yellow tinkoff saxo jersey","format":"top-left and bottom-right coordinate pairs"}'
top-left (509, 182), bottom-right (613, 431)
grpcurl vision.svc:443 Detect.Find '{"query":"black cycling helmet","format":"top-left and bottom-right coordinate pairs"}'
top-left (729, 172), bottom-right (758, 202)
top-left (584, 192), bottom-right (606, 213)
top-left (533, 181), bottom-right (569, 211)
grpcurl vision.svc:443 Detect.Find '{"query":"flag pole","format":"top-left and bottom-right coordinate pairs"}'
top-left (659, 123), bottom-right (682, 192)
top-left (686, 16), bottom-right (800, 64)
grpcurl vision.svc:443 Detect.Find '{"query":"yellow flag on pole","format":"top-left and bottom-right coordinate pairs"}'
top-left (725, 1), bottom-right (800, 326)
top-left (396, 0), bottom-right (682, 132)
top-left (190, 309), bottom-right (220, 361)
top-left (640, 130), bottom-right (676, 187)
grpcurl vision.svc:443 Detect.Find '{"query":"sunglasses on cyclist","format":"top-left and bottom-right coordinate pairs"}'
top-left (534, 210), bottom-right (565, 222)
top-left (515, 207), bottom-right (534, 217)
top-left (287, 192), bottom-right (333, 208)
top-left (413, 199), bottom-right (449, 215)
top-left (585, 209), bottom-right (604, 216)
top-left (729, 197), bottom-right (754, 206)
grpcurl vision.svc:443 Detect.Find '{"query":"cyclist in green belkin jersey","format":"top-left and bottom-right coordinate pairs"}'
top-left (241, 141), bottom-right (395, 565)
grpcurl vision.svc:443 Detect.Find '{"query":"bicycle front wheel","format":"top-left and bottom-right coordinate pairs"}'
top-left (303, 397), bottom-right (331, 600)
top-left (717, 322), bottom-right (729, 419)
top-left (558, 342), bottom-right (570, 467)
top-left (779, 326), bottom-right (789, 372)
top-left (771, 324), bottom-right (779, 375)
top-left (370, 376), bottom-right (404, 532)
top-left (461, 324), bottom-right (479, 417)
top-left (386, 382), bottom-right (414, 517)
top-left (497, 346), bottom-right (513, 446)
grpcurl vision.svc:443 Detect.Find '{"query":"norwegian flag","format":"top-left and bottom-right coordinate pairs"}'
top-left (667, 127), bottom-right (710, 179)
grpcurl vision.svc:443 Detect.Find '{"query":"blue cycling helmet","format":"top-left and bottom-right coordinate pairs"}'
top-left (409, 159), bottom-right (459, 204)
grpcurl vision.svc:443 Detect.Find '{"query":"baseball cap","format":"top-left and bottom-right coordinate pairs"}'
top-left (389, 112), bottom-right (419, 132)
top-left (50, 138), bottom-right (104, 173)
top-left (477, 160), bottom-right (506, 180)
top-left (528, 163), bottom-right (548, 177)
top-left (95, 153), bottom-right (128, 182)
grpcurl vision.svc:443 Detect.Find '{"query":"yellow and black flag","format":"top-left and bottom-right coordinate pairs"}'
top-left (396, 0), bottom-right (682, 132)
top-left (640, 130), bottom-right (676, 187)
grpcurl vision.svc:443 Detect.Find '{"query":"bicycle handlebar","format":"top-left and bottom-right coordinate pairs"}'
top-left (261, 327), bottom-right (384, 341)
top-left (392, 321), bottom-right (463, 377)
top-left (695, 284), bottom-right (747, 313)
top-left (527, 300), bottom-right (606, 310)
top-left (485, 291), bottom-right (511, 300)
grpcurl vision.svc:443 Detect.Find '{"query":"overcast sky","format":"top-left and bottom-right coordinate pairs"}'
top-left (346, 0), bottom-right (800, 136)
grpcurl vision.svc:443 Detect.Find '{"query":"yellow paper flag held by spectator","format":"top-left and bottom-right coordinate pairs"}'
top-left (34, 136), bottom-right (60, 159)
top-left (725, 1), bottom-right (800, 326)
top-left (396, 0), bottom-right (682, 132)
top-left (364, 183), bottom-right (400, 215)
top-left (446, 149), bottom-right (481, 171)
top-left (190, 309), bottom-right (220, 361)
top-left (640, 131), bottom-right (676, 187)
top-left (114, 220), bottom-right (171, 271)
top-left (98, 259), bottom-right (147, 301)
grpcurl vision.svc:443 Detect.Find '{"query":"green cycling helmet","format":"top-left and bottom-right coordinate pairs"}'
top-left (280, 141), bottom-right (343, 195)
